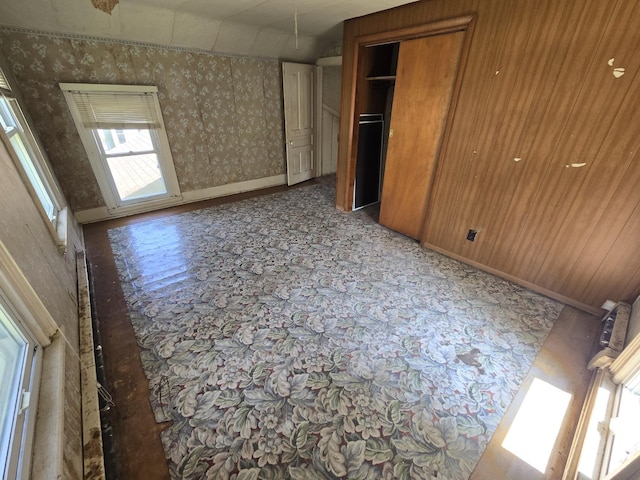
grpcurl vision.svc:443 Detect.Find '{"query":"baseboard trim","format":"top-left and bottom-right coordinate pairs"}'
top-left (75, 175), bottom-right (287, 224)
top-left (423, 242), bottom-right (602, 316)
top-left (181, 174), bottom-right (287, 204)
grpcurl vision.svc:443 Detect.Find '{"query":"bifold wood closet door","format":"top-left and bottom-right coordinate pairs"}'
top-left (379, 31), bottom-right (465, 240)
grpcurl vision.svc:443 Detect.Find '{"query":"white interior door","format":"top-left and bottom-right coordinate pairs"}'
top-left (283, 63), bottom-right (315, 186)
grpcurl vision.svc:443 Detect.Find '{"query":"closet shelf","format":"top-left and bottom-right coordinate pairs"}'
top-left (366, 75), bottom-right (396, 81)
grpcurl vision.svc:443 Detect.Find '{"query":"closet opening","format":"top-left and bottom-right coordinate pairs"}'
top-left (353, 42), bottom-right (399, 211)
top-left (344, 16), bottom-right (474, 242)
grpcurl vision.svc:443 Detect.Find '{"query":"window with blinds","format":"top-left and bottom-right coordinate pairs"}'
top-left (60, 84), bottom-right (180, 212)
top-left (0, 68), bottom-right (10, 92)
top-left (66, 91), bottom-right (161, 130)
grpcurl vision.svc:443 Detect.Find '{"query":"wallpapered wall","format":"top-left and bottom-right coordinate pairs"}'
top-left (0, 30), bottom-right (286, 211)
top-left (322, 66), bottom-right (341, 114)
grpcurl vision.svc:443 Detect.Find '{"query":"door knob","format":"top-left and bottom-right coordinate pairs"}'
top-left (289, 141), bottom-right (294, 146)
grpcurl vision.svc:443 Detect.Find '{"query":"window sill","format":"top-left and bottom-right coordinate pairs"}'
top-left (31, 333), bottom-right (65, 480)
top-left (108, 193), bottom-right (183, 217)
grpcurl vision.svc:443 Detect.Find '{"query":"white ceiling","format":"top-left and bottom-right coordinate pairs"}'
top-left (0, 0), bottom-right (417, 61)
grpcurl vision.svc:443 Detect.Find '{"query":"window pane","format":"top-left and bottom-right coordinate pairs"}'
top-left (1, 97), bottom-right (59, 226)
top-left (97, 129), bottom-right (153, 155)
top-left (9, 134), bottom-right (56, 221)
top-left (0, 304), bottom-right (28, 477)
top-left (607, 372), bottom-right (640, 473)
top-left (0, 98), bottom-right (16, 131)
top-left (106, 153), bottom-right (167, 202)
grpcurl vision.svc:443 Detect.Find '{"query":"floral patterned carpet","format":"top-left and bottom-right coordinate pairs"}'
top-left (108, 179), bottom-right (563, 479)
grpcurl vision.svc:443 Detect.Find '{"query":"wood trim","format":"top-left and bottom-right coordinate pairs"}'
top-left (338, 14), bottom-right (476, 213)
top-left (354, 14), bottom-right (475, 47)
top-left (340, 33), bottom-right (362, 211)
top-left (0, 240), bottom-right (57, 345)
top-left (424, 242), bottom-right (602, 315)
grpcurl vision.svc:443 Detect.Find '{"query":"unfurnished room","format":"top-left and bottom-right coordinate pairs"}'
top-left (0, 1), bottom-right (639, 479)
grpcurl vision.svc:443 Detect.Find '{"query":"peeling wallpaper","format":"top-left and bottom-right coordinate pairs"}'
top-left (0, 31), bottom-right (286, 211)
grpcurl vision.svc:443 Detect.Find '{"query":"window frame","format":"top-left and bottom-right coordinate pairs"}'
top-left (567, 305), bottom-right (640, 480)
top-left (0, 291), bottom-right (43, 480)
top-left (59, 83), bottom-right (182, 215)
top-left (0, 69), bottom-right (68, 251)
top-left (0, 238), bottom-right (63, 480)
top-left (599, 367), bottom-right (640, 479)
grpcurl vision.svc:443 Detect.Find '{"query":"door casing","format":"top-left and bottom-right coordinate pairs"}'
top-left (338, 15), bottom-right (476, 239)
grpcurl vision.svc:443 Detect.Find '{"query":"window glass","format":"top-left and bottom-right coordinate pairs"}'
top-left (0, 99), bottom-right (16, 131)
top-left (8, 133), bottom-right (57, 220)
top-left (0, 301), bottom-right (31, 478)
top-left (106, 153), bottom-right (167, 201)
top-left (0, 95), bottom-right (59, 226)
top-left (61, 83), bottom-right (180, 210)
top-left (97, 128), bottom-right (154, 155)
top-left (607, 370), bottom-right (640, 473)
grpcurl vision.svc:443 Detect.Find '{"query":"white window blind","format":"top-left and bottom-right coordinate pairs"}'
top-left (59, 83), bottom-right (181, 213)
top-left (0, 68), bottom-right (10, 92)
top-left (66, 91), bottom-right (161, 130)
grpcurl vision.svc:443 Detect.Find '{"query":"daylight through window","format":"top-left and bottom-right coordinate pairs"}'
top-left (60, 84), bottom-right (180, 212)
top-left (0, 68), bottom-right (62, 234)
top-left (0, 296), bottom-right (41, 479)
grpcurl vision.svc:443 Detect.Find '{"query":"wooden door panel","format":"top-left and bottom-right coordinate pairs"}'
top-left (379, 32), bottom-right (465, 239)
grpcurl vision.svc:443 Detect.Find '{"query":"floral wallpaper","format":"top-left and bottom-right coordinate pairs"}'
top-left (0, 30), bottom-right (286, 211)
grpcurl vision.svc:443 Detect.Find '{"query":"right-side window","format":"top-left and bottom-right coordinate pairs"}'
top-left (602, 370), bottom-right (640, 477)
top-left (576, 366), bottom-right (640, 480)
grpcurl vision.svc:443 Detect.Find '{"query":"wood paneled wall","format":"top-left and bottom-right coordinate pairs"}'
top-left (336, 0), bottom-right (640, 312)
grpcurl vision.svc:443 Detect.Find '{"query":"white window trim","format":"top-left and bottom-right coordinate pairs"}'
top-left (564, 308), bottom-right (640, 480)
top-left (0, 242), bottom-right (57, 346)
top-left (0, 240), bottom-right (63, 480)
top-left (0, 92), bottom-right (69, 254)
top-left (59, 83), bottom-right (182, 216)
top-left (599, 364), bottom-right (640, 480)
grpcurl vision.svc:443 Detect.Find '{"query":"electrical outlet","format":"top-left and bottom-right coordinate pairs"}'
top-left (467, 229), bottom-right (477, 241)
